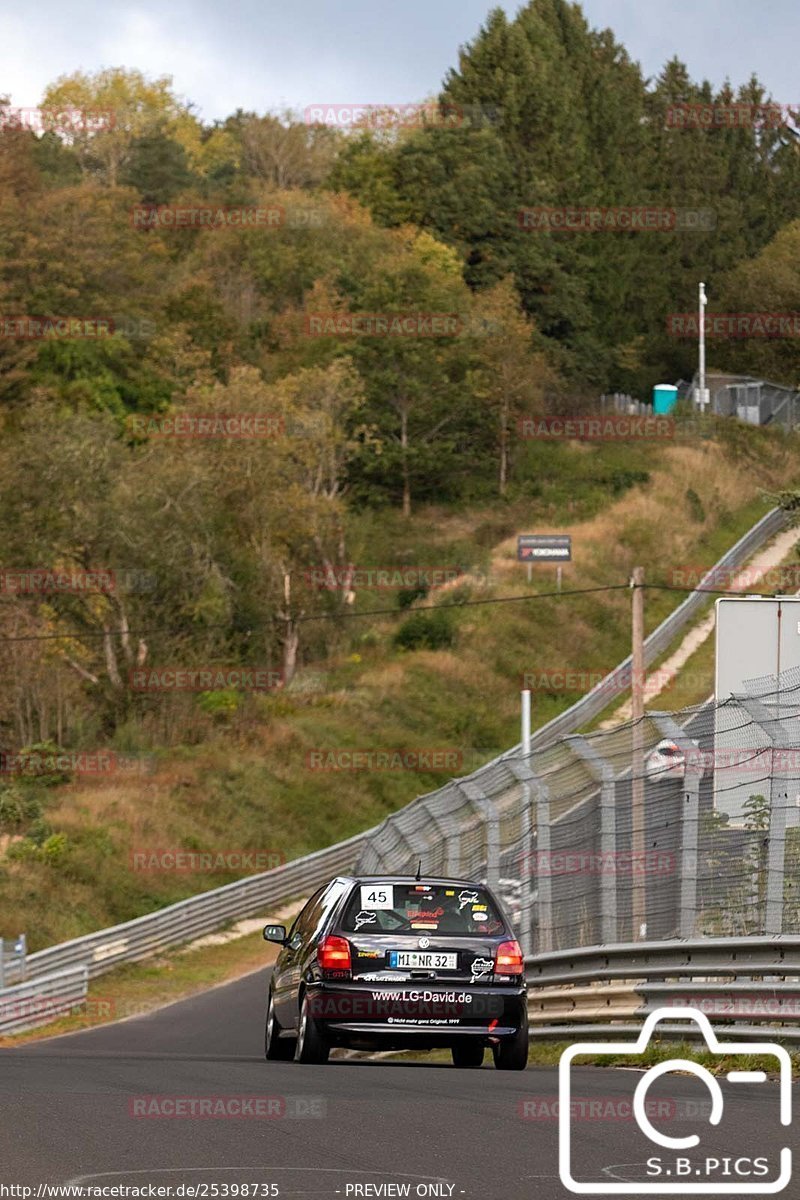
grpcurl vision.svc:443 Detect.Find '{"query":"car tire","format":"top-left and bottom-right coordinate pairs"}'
top-left (265, 992), bottom-right (295, 1061)
top-left (451, 1041), bottom-right (484, 1068)
top-left (295, 993), bottom-right (330, 1064)
top-left (492, 1016), bottom-right (529, 1071)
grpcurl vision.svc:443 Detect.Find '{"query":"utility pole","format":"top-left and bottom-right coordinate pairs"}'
top-left (697, 281), bottom-right (708, 413)
top-left (630, 566), bottom-right (646, 939)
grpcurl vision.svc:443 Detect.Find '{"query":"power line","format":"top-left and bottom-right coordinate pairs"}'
top-left (0, 579), bottom-right (791, 646)
top-left (0, 582), bottom-right (631, 644)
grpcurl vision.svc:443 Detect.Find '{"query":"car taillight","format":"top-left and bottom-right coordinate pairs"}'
top-left (495, 939), bottom-right (524, 974)
top-left (318, 935), bottom-right (352, 973)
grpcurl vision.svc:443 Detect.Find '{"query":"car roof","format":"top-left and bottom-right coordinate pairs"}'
top-left (339, 875), bottom-right (488, 888)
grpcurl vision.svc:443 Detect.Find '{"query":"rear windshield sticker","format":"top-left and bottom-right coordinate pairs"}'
top-left (407, 907), bottom-right (444, 922)
top-left (458, 889), bottom-right (479, 911)
top-left (473, 912), bottom-right (488, 922)
top-left (360, 885), bottom-right (394, 909)
top-left (354, 909), bottom-right (379, 930)
top-left (360, 971), bottom-right (410, 982)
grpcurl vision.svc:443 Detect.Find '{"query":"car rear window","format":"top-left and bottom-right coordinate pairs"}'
top-left (339, 883), bottom-right (505, 936)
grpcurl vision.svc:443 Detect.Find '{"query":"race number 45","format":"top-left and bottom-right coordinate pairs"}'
top-left (360, 885), bottom-right (394, 909)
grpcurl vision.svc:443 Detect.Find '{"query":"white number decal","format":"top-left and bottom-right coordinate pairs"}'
top-left (360, 885), bottom-right (394, 909)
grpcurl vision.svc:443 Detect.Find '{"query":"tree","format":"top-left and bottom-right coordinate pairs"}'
top-left (41, 69), bottom-right (192, 186)
top-left (237, 111), bottom-right (340, 189)
top-left (470, 278), bottom-right (554, 494)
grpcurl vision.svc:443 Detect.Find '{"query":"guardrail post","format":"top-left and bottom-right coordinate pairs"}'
top-left (653, 715), bottom-right (701, 938)
top-left (15, 933), bottom-right (27, 982)
top-left (565, 736), bottom-right (617, 944)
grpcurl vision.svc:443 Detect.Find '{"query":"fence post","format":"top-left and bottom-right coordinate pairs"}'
top-left (509, 759), bottom-right (536, 955)
top-left (565, 736), bottom-right (618, 944)
top-left (653, 715), bottom-right (701, 938)
top-left (460, 780), bottom-right (500, 892)
top-left (533, 779), bottom-right (553, 953)
top-left (765, 775), bottom-right (789, 936)
top-left (735, 696), bottom-right (793, 936)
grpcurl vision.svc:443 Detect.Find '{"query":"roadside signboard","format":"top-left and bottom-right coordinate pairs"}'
top-left (517, 535), bottom-right (572, 562)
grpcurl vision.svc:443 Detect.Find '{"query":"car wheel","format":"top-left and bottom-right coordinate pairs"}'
top-left (451, 1041), bottom-right (484, 1068)
top-left (265, 992), bottom-right (295, 1061)
top-left (492, 1016), bottom-right (529, 1071)
top-left (294, 993), bottom-right (330, 1064)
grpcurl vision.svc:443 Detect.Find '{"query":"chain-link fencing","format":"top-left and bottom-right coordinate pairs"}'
top-left (355, 672), bottom-right (800, 956)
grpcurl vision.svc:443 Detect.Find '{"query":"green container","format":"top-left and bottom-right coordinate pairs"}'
top-left (653, 384), bottom-right (678, 414)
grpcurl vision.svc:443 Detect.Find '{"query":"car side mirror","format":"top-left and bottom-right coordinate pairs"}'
top-left (263, 923), bottom-right (287, 944)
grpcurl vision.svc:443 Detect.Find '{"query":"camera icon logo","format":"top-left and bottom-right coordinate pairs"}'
top-left (558, 1006), bottom-right (792, 1194)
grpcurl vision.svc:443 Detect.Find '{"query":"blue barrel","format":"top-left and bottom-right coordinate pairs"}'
top-left (653, 384), bottom-right (678, 414)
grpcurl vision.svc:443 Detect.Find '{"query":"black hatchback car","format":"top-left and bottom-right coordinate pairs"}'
top-left (262, 875), bottom-right (528, 1069)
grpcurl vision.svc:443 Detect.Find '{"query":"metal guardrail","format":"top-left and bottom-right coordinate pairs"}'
top-left (25, 828), bottom-right (372, 983)
top-left (11, 506), bottom-right (792, 1032)
top-left (525, 936), bottom-right (800, 1040)
top-left (0, 965), bottom-right (88, 1036)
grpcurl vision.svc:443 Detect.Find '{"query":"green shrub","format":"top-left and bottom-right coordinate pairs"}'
top-left (197, 690), bottom-right (240, 720)
top-left (394, 609), bottom-right (456, 651)
top-left (686, 487), bottom-right (706, 522)
top-left (13, 740), bottom-right (74, 786)
top-left (0, 786), bottom-right (42, 831)
top-left (397, 584), bottom-right (429, 610)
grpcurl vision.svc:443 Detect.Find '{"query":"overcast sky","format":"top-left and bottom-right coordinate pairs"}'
top-left (3, 0), bottom-right (796, 122)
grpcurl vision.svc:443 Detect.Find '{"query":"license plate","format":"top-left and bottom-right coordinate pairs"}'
top-left (388, 951), bottom-right (458, 970)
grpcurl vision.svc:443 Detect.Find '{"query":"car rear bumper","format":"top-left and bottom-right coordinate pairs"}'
top-left (306, 979), bottom-right (526, 1043)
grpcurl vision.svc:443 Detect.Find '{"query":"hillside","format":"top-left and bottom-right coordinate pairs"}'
top-left (1, 418), bottom-right (797, 950)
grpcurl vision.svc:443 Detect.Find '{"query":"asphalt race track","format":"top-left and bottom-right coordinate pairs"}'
top-left (1, 968), bottom-right (796, 1199)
